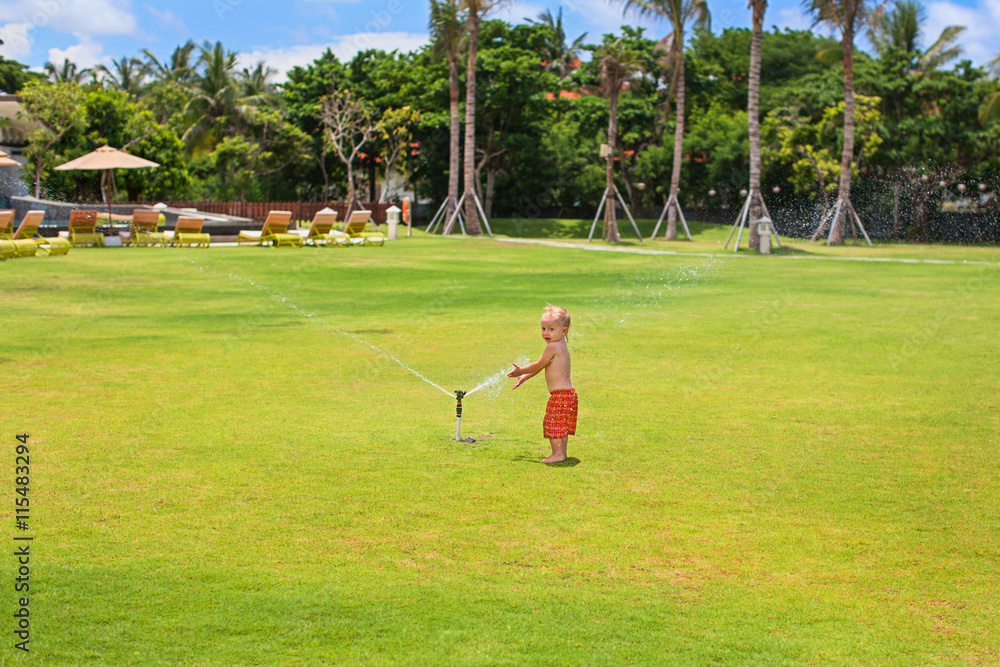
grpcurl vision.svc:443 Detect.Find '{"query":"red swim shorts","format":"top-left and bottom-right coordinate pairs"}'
top-left (543, 388), bottom-right (578, 439)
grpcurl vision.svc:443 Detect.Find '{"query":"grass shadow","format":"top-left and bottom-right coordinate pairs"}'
top-left (509, 453), bottom-right (581, 467)
top-left (545, 457), bottom-right (581, 468)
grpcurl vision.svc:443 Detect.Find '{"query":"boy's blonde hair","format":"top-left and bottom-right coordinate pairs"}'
top-left (542, 305), bottom-right (571, 331)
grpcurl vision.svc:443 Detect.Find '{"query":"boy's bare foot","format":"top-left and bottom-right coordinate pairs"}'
top-left (542, 454), bottom-right (567, 463)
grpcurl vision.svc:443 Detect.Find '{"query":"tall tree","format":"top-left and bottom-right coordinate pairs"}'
top-left (376, 106), bottom-right (420, 202)
top-left (596, 37), bottom-right (643, 242)
top-left (461, 0), bottom-right (512, 234)
top-left (95, 57), bottom-right (146, 97)
top-left (321, 89), bottom-right (379, 213)
top-left (182, 41), bottom-right (274, 150)
top-left (17, 81), bottom-right (87, 197)
top-left (868, 0), bottom-right (965, 75)
top-left (143, 41), bottom-right (197, 83)
top-left (527, 7), bottom-right (588, 78)
top-left (747, 0), bottom-right (767, 248)
top-left (44, 59), bottom-right (91, 84)
top-left (430, 0), bottom-right (466, 225)
top-left (618, 0), bottom-right (710, 240)
top-left (982, 53), bottom-right (1000, 124)
top-left (804, 0), bottom-right (874, 243)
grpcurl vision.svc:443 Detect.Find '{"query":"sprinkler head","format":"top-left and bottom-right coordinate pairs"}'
top-left (455, 390), bottom-right (466, 401)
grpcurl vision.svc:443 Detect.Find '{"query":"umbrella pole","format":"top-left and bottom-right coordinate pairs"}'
top-left (103, 170), bottom-right (113, 236)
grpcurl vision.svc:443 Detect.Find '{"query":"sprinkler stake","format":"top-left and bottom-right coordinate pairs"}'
top-left (454, 390), bottom-right (466, 441)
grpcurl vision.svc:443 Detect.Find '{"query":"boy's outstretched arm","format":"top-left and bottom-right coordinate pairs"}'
top-left (508, 345), bottom-right (556, 389)
top-left (509, 365), bottom-right (539, 389)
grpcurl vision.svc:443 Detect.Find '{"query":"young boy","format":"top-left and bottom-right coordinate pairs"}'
top-left (508, 306), bottom-right (577, 463)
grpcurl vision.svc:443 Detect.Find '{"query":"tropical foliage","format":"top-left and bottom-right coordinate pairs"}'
top-left (5, 0), bottom-right (998, 238)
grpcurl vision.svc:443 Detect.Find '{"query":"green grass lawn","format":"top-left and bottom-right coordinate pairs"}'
top-left (2, 238), bottom-right (999, 665)
top-left (487, 217), bottom-right (1000, 263)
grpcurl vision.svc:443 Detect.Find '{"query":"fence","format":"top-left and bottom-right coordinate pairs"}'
top-left (132, 201), bottom-right (393, 225)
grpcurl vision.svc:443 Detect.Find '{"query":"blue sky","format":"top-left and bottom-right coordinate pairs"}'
top-left (1, 0), bottom-right (996, 80)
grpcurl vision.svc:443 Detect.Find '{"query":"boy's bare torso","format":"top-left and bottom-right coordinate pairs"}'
top-left (544, 340), bottom-right (573, 392)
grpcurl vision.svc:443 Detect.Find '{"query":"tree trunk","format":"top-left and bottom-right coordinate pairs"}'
top-left (447, 53), bottom-right (460, 223)
top-left (605, 89), bottom-right (621, 243)
top-left (463, 13), bottom-right (483, 234)
top-left (833, 20), bottom-right (856, 245)
top-left (666, 46), bottom-right (685, 240)
top-left (345, 164), bottom-right (356, 218)
top-left (747, 2), bottom-right (765, 249)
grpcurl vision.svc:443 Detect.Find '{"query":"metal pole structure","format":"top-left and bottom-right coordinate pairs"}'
top-left (650, 194), bottom-right (693, 241)
top-left (826, 198), bottom-right (844, 245)
top-left (650, 196), bottom-right (670, 238)
top-left (810, 202), bottom-right (836, 242)
top-left (442, 190), bottom-right (468, 236)
top-left (724, 191), bottom-right (752, 249)
top-left (672, 194), bottom-right (693, 241)
top-left (847, 199), bottom-right (873, 245)
top-left (612, 185), bottom-right (643, 242)
top-left (587, 188), bottom-right (610, 242)
top-left (470, 190), bottom-right (494, 238)
top-left (425, 198), bottom-right (450, 234)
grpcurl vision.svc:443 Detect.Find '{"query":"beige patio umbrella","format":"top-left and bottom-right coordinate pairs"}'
top-left (54, 145), bottom-right (159, 233)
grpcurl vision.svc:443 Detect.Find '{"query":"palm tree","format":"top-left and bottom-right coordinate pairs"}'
top-left (461, 0), bottom-right (512, 235)
top-left (747, 0), bottom-right (767, 249)
top-left (143, 41), bottom-right (197, 83)
top-left (182, 41), bottom-right (266, 149)
top-left (618, 0), bottom-right (710, 240)
top-left (44, 59), bottom-right (91, 83)
top-left (430, 0), bottom-right (466, 226)
top-left (981, 53), bottom-right (1000, 124)
top-left (527, 8), bottom-right (588, 78)
top-left (869, 0), bottom-right (965, 74)
top-left (95, 57), bottom-right (146, 96)
top-left (804, 0), bottom-right (873, 244)
top-left (240, 62), bottom-right (280, 106)
top-left (596, 38), bottom-right (643, 242)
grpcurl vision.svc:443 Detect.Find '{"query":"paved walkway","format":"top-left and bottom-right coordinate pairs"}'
top-left (496, 237), bottom-right (998, 266)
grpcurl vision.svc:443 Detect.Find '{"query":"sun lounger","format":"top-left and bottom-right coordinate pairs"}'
top-left (289, 210), bottom-right (345, 246)
top-left (0, 210), bottom-right (14, 240)
top-left (128, 210), bottom-right (167, 246)
top-left (58, 210), bottom-right (102, 246)
top-left (237, 210), bottom-right (297, 246)
top-left (163, 216), bottom-right (210, 247)
top-left (341, 210), bottom-right (385, 246)
top-left (11, 210), bottom-right (70, 256)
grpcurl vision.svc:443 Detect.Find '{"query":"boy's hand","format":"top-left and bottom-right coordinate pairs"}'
top-left (511, 374), bottom-right (528, 389)
top-left (507, 363), bottom-right (523, 378)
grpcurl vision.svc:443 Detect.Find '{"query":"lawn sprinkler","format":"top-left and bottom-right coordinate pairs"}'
top-left (454, 390), bottom-right (475, 443)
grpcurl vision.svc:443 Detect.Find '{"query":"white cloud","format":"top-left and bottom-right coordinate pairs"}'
top-left (1, 0), bottom-right (137, 38)
top-left (241, 31), bottom-right (430, 81)
top-left (144, 5), bottom-right (187, 34)
top-left (47, 36), bottom-right (107, 69)
top-left (926, 0), bottom-right (1000, 66)
top-left (0, 22), bottom-right (34, 59)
